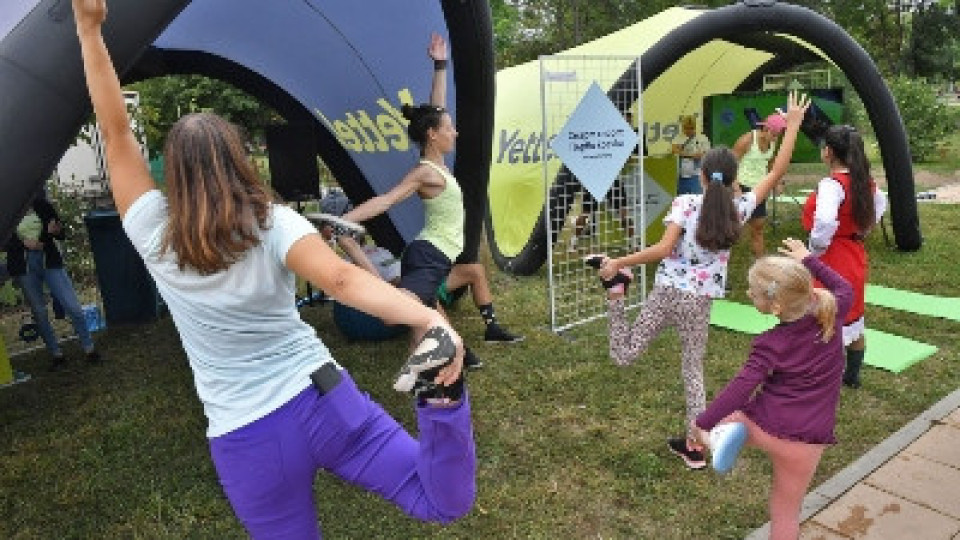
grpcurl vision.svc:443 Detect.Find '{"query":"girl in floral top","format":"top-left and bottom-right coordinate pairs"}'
top-left (592, 92), bottom-right (810, 470)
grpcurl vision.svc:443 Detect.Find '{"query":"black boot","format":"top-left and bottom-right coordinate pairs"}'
top-left (463, 346), bottom-right (484, 370)
top-left (843, 349), bottom-right (864, 389)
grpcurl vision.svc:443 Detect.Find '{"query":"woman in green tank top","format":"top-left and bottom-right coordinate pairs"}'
top-left (732, 113), bottom-right (786, 258)
top-left (341, 33), bottom-right (482, 368)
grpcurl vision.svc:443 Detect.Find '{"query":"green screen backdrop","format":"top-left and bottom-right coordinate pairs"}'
top-left (703, 89), bottom-right (845, 163)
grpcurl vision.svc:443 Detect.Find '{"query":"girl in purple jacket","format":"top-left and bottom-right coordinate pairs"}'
top-left (694, 237), bottom-right (852, 540)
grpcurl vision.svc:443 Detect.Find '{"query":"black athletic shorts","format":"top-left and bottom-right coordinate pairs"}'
top-left (740, 185), bottom-right (768, 220)
top-left (399, 240), bottom-right (453, 307)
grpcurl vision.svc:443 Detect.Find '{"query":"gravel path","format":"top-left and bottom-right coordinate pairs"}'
top-left (788, 169), bottom-right (960, 203)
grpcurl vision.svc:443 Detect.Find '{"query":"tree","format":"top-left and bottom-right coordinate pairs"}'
top-left (128, 75), bottom-right (280, 156)
top-left (908, 3), bottom-right (960, 79)
top-left (887, 75), bottom-right (957, 160)
top-left (490, 1), bottom-right (730, 68)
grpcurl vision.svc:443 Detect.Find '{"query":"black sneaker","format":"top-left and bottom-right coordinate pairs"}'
top-left (583, 254), bottom-right (606, 269)
top-left (602, 268), bottom-right (633, 294)
top-left (412, 371), bottom-right (465, 402)
top-left (393, 326), bottom-right (457, 393)
top-left (85, 349), bottom-right (102, 364)
top-left (842, 377), bottom-right (861, 389)
top-left (484, 323), bottom-right (524, 344)
top-left (585, 255), bottom-right (633, 291)
top-left (667, 438), bottom-right (707, 470)
top-left (463, 347), bottom-right (484, 370)
top-left (48, 354), bottom-right (67, 372)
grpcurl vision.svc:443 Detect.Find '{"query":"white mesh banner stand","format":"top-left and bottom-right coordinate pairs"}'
top-left (541, 55), bottom-right (645, 333)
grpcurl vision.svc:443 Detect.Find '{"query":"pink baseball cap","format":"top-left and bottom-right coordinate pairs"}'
top-left (759, 113), bottom-right (787, 135)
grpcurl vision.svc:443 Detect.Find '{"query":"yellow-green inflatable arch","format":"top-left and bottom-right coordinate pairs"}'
top-left (487, 3), bottom-right (919, 275)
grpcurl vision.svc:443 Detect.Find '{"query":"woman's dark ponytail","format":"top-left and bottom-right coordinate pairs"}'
top-left (401, 103), bottom-right (445, 156)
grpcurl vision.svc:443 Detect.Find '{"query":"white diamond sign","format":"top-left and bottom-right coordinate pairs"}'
top-left (550, 82), bottom-right (639, 202)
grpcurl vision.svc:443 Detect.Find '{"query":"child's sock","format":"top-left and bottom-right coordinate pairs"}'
top-left (478, 303), bottom-right (496, 327)
top-left (843, 348), bottom-right (864, 389)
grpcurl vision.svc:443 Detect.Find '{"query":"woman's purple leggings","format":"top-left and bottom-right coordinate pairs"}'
top-left (209, 371), bottom-right (476, 539)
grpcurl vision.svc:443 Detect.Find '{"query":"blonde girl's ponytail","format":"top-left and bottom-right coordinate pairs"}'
top-left (811, 287), bottom-right (838, 342)
top-left (748, 255), bottom-right (838, 342)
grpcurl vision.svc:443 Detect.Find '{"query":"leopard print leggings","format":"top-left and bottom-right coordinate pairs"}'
top-left (608, 284), bottom-right (712, 438)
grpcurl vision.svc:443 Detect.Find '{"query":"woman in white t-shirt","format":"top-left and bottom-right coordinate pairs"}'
top-left (73, 2), bottom-right (475, 537)
top-left (589, 92), bottom-right (810, 470)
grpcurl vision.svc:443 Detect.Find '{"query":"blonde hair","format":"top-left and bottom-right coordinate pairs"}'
top-left (748, 256), bottom-right (838, 342)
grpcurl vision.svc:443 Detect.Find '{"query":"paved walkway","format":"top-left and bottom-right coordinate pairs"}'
top-left (746, 387), bottom-right (960, 540)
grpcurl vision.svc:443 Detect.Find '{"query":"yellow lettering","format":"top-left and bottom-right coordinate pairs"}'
top-left (345, 112), bottom-right (375, 152)
top-left (332, 119), bottom-right (362, 152)
top-left (357, 111), bottom-right (389, 151)
top-left (377, 113), bottom-right (408, 151)
top-left (313, 88), bottom-right (416, 155)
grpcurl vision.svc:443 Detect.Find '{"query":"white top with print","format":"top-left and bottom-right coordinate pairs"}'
top-left (654, 192), bottom-right (758, 298)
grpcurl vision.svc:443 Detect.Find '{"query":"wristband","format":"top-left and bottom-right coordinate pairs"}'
top-left (433, 59), bottom-right (448, 71)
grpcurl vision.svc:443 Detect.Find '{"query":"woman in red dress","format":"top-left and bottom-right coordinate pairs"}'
top-left (802, 125), bottom-right (887, 388)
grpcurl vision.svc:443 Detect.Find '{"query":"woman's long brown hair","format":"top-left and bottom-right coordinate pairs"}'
top-left (161, 113), bottom-right (272, 274)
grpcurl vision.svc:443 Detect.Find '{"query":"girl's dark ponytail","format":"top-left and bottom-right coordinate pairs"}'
top-left (844, 130), bottom-right (875, 231)
top-left (696, 148), bottom-right (741, 251)
top-left (823, 125), bottom-right (874, 231)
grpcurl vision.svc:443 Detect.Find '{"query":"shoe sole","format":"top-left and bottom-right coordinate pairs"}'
top-left (484, 336), bottom-right (525, 344)
top-left (710, 422), bottom-right (748, 474)
top-left (393, 327), bottom-right (457, 392)
top-left (303, 213), bottom-right (367, 237)
top-left (668, 444), bottom-right (707, 470)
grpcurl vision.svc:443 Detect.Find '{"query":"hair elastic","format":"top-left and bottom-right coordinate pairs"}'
top-left (766, 281), bottom-right (779, 298)
top-left (710, 172), bottom-right (724, 184)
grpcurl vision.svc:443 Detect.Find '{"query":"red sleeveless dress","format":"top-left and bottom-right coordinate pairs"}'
top-left (802, 172), bottom-right (873, 325)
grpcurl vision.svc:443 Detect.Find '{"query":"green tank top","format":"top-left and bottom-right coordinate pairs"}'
top-left (416, 160), bottom-right (464, 261)
top-left (738, 130), bottom-right (776, 188)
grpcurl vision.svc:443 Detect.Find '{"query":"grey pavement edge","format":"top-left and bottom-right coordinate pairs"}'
top-left (743, 386), bottom-right (960, 540)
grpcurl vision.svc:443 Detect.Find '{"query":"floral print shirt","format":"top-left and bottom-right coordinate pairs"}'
top-left (654, 192), bottom-right (758, 298)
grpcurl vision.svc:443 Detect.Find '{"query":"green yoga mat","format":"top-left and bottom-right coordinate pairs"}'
top-left (709, 300), bottom-right (937, 373)
top-left (866, 284), bottom-right (960, 322)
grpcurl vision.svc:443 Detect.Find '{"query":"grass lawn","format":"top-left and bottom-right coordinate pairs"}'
top-left (2, 200), bottom-right (959, 539)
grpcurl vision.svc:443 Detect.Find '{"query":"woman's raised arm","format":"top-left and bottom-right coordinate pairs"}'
top-left (428, 32), bottom-right (447, 109)
top-left (750, 91), bottom-right (810, 204)
top-left (73, 0), bottom-right (155, 217)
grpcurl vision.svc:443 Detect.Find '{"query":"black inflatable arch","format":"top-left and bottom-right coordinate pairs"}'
top-left (127, 48), bottom-right (407, 253)
top-left (0, 0), bottom-right (495, 264)
top-left (488, 1), bottom-right (921, 276)
top-left (0, 0), bottom-right (190, 247)
top-left (644, 1), bottom-right (920, 251)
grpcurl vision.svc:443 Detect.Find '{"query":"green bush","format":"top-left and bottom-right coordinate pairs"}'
top-left (47, 183), bottom-right (97, 289)
top-left (887, 75), bottom-right (958, 162)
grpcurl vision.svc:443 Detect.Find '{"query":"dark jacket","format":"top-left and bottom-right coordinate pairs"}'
top-left (4, 197), bottom-right (66, 276)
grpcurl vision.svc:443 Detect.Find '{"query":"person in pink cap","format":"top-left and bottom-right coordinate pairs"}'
top-left (733, 112), bottom-right (788, 258)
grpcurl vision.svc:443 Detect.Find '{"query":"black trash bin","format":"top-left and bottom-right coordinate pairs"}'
top-left (84, 209), bottom-right (162, 326)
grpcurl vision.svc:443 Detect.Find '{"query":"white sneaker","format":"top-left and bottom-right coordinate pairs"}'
top-left (303, 212), bottom-right (366, 238)
top-left (709, 422), bottom-right (748, 474)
